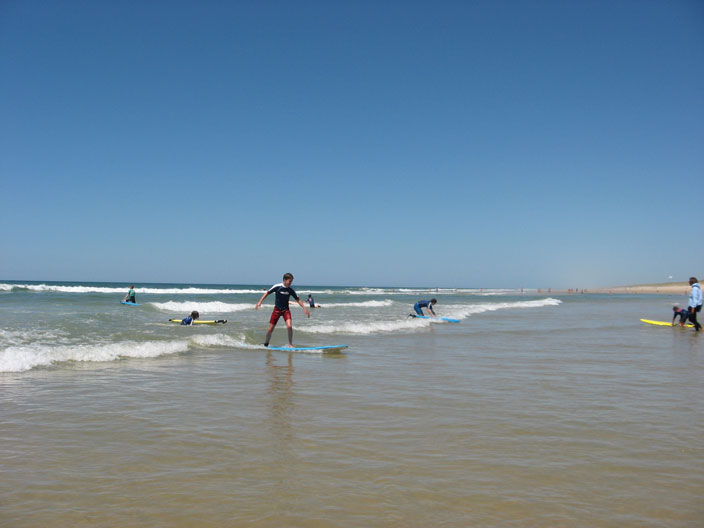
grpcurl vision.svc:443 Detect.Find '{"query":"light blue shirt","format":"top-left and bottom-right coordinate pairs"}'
top-left (690, 283), bottom-right (703, 308)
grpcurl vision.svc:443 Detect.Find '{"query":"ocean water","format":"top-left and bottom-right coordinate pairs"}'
top-left (1, 281), bottom-right (702, 527)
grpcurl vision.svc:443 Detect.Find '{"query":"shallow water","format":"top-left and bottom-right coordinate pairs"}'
top-left (1, 282), bottom-right (702, 526)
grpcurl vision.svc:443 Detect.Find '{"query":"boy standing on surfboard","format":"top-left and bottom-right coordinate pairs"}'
top-left (255, 273), bottom-right (310, 347)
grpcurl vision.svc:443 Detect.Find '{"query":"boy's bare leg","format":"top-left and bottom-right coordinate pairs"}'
top-left (264, 323), bottom-right (276, 346)
top-left (286, 320), bottom-right (294, 347)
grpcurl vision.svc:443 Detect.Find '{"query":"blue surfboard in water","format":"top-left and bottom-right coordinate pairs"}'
top-left (266, 345), bottom-right (348, 352)
top-left (121, 301), bottom-right (140, 306)
top-left (412, 315), bottom-right (460, 323)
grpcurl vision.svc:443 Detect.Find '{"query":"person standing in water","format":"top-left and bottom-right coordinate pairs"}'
top-left (688, 277), bottom-right (702, 332)
top-left (255, 273), bottom-right (310, 347)
top-left (307, 294), bottom-right (320, 308)
top-left (123, 285), bottom-right (136, 304)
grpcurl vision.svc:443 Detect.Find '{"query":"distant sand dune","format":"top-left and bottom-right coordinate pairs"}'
top-left (590, 282), bottom-right (690, 295)
top-left (536, 282), bottom-right (692, 295)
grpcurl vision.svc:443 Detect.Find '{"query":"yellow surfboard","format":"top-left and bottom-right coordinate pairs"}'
top-left (640, 319), bottom-right (693, 328)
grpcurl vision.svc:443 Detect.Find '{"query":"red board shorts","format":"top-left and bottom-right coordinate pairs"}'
top-left (270, 308), bottom-right (292, 325)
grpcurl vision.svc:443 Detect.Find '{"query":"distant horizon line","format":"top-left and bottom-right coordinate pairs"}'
top-left (1, 278), bottom-right (534, 291)
top-left (1, 277), bottom-right (695, 292)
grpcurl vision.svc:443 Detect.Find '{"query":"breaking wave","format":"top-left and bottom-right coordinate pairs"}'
top-left (0, 283), bottom-right (265, 295)
top-left (318, 300), bottom-right (394, 308)
top-left (150, 301), bottom-right (253, 313)
top-left (301, 298), bottom-right (562, 335)
top-left (0, 331), bottom-right (264, 372)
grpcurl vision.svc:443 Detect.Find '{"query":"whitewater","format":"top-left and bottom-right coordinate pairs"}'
top-left (0, 280), bottom-right (561, 372)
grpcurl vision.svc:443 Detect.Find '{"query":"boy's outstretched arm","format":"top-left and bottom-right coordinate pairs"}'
top-left (297, 299), bottom-right (311, 318)
top-left (255, 291), bottom-right (270, 310)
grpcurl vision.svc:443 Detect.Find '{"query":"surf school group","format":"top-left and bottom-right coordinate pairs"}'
top-left (120, 272), bottom-right (458, 349)
top-left (639, 276), bottom-right (703, 332)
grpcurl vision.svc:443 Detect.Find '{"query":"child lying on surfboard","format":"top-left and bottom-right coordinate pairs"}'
top-left (181, 311), bottom-right (199, 326)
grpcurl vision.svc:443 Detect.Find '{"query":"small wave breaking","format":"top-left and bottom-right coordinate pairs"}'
top-left (444, 298), bottom-right (562, 319)
top-left (0, 283), bottom-right (265, 295)
top-left (150, 301), bottom-right (253, 313)
top-left (319, 300), bottom-right (394, 308)
top-left (303, 318), bottom-right (433, 335)
top-left (0, 339), bottom-right (191, 373)
top-left (0, 331), bottom-right (261, 372)
top-left (301, 298), bottom-right (562, 335)
top-left (1, 283), bottom-right (525, 297)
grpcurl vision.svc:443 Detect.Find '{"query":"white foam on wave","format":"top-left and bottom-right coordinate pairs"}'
top-left (189, 333), bottom-right (262, 350)
top-left (303, 318), bottom-right (432, 335)
top-left (301, 298), bottom-right (562, 335)
top-left (0, 328), bottom-right (69, 348)
top-left (0, 339), bottom-right (192, 373)
top-left (151, 301), bottom-right (253, 313)
top-left (0, 331), bottom-right (266, 372)
top-left (345, 288), bottom-right (442, 295)
top-left (443, 298), bottom-right (562, 319)
top-left (320, 300), bottom-right (394, 308)
top-left (1, 282), bottom-right (528, 297)
top-left (190, 334), bottom-right (341, 354)
top-left (342, 288), bottom-right (519, 296)
top-left (0, 283), bottom-right (264, 295)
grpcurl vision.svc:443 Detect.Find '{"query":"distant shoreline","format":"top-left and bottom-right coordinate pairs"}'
top-left (0, 279), bottom-right (695, 296)
top-left (532, 282), bottom-right (691, 296)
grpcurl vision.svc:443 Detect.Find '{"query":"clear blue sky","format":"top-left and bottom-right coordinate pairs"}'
top-left (1, 0), bottom-right (702, 288)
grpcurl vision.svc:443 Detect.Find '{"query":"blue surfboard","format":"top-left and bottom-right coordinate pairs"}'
top-left (412, 315), bottom-right (460, 323)
top-left (121, 301), bottom-right (140, 306)
top-left (266, 345), bottom-right (348, 352)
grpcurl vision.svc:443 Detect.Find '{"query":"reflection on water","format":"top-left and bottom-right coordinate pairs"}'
top-left (266, 351), bottom-right (295, 445)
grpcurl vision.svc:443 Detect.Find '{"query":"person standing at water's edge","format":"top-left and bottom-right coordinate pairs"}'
top-left (687, 277), bottom-right (702, 331)
top-left (256, 273), bottom-right (310, 347)
top-left (307, 294), bottom-right (320, 308)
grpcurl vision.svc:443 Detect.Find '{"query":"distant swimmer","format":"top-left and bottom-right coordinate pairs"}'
top-left (672, 306), bottom-right (690, 326)
top-left (123, 285), bottom-right (136, 304)
top-left (688, 277), bottom-right (702, 332)
top-left (307, 294), bottom-right (320, 308)
top-left (411, 298), bottom-right (437, 317)
top-left (181, 311), bottom-right (199, 326)
top-left (255, 273), bottom-right (310, 348)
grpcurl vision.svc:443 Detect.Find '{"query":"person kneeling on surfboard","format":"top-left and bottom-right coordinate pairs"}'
top-left (123, 285), bottom-right (136, 304)
top-left (412, 298), bottom-right (437, 317)
top-left (255, 273), bottom-right (310, 347)
top-left (672, 306), bottom-right (690, 326)
top-left (181, 311), bottom-right (199, 326)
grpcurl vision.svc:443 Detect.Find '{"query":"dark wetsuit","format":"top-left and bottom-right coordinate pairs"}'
top-left (413, 300), bottom-right (436, 316)
top-left (267, 283), bottom-right (300, 324)
top-left (673, 308), bottom-right (690, 325)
